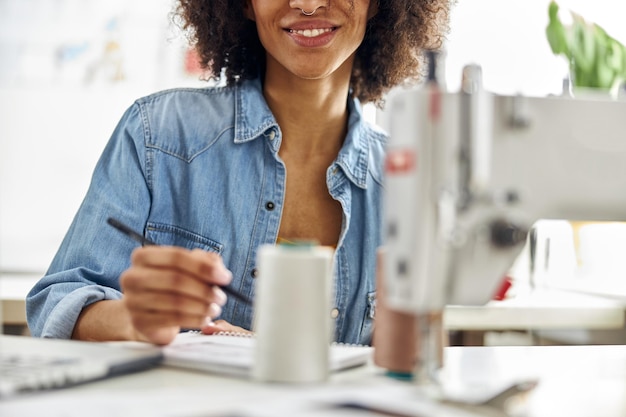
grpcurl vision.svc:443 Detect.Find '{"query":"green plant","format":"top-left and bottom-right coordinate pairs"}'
top-left (546, 1), bottom-right (626, 90)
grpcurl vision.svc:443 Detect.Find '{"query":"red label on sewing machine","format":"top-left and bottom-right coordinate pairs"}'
top-left (385, 149), bottom-right (416, 174)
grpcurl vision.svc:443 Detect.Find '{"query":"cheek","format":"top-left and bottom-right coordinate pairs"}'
top-left (254, 24), bottom-right (277, 56)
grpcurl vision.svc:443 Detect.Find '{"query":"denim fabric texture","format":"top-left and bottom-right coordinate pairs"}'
top-left (26, 78), bottom-right (386, 345)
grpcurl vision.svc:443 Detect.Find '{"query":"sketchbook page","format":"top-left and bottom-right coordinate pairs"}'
top-left (161, 332), bottom-right (373, 377)
top-left (329, 342), bottom-right (374, 372)
top-left (162, 333), bottom-right (253, 377)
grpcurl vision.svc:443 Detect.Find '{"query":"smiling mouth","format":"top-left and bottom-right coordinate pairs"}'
top-left (287, 27), bottom-right (335, 38)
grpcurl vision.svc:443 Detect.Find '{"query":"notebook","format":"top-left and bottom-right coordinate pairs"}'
top-left (0, 334), bottom-right (163, 398)
top-left (162, 331), bottom-right (373, 377)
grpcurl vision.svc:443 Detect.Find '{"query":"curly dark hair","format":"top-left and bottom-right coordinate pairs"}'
top-left (173, 1), bottom-right (451, 106)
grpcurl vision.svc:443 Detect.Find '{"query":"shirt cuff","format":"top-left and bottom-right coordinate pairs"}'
top-left (41, 285), bottom-right (123, 339)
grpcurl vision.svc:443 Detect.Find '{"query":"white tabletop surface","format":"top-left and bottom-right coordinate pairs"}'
top-left (0, 273), bottom-right (41, 324)
top-left (444, 287), bottom-right (626, 330)
top-left (1, 344), bottom-right (625, 417)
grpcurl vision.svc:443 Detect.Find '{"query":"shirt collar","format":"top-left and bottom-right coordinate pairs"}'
top-left (335, 97), bottom-right (371, 189)
top-left (233, 78), bottom-right (373, 189)
top-left (234, 78), bottom-right (277, 144)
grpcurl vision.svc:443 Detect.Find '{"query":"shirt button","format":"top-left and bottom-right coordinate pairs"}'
top-left (331, 308), bottom-right (339, 319)
top-left (265, 201), bottom-right (275, 211)
top-left (268, 130), bottom-right (276, 140)
top-left (251, 268), bottom-right (258, 278)
top-left (332, 167), bottom-right (339, 175)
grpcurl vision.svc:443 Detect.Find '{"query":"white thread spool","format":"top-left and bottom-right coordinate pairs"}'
top-left (252, 243), bottom-right (334, 383)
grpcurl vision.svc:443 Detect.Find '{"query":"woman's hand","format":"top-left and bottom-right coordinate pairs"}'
top-left (201, 319), bottom-right (253, 336)
top-left (120, 246), bottom-right (232, 345)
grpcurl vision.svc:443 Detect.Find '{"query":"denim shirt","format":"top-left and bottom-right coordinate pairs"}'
top-left (26, 78), bottom-right (386, 345)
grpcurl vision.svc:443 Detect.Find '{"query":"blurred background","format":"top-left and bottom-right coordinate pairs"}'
top-left (0, 0), bottom-right (625, 297)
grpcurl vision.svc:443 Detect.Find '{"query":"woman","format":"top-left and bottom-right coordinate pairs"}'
top-left (26, 0), bottom-right (449, 346)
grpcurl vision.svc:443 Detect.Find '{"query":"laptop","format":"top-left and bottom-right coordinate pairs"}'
top-left (0, 334), bottom-right (163, 398)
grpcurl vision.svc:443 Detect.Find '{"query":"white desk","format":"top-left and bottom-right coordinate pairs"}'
top-left (0, 274), bottom-right (39, 326)
top-left (445, 288), bottom-right (625, 331)
top-left (1, 344), bottom-right (625, 416)
top-left (445, 287), bottom-right (626, 345)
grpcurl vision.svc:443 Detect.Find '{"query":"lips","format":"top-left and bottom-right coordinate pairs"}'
top-left (284, 20), bottom-right (338, 47)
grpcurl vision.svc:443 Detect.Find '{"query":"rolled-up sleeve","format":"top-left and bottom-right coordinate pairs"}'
top-left (35, 283), bottom-right (123, 339)
top-left (26, 102), bottom-right (152, 338)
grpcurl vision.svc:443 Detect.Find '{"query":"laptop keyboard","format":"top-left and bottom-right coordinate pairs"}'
top-left (0, 353), bottom-right (108, 397)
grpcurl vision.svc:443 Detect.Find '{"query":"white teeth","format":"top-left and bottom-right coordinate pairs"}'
top-left (290, 28), bottom-right (332, 38)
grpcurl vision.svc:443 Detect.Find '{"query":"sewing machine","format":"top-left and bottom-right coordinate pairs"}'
top-left (382, 63), bottom-right (626, 314)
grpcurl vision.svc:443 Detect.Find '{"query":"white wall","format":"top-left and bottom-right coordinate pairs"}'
top-left (0, 0), bottom-right (202, 272)
top-left (444, 0), bottom-right (626, 95)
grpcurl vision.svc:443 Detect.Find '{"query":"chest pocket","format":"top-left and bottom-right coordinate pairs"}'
top-left (145, 222), bottom-right (224, 254)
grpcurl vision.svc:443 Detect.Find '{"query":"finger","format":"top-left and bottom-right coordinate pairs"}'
top-left (189, 248), bottom-right (233, 285)
top-left (126, 299), bottom-right (223, 332)
top-left (121, 267), bottom-right (228, 306)
top-left (124, 290), bottom-right (222, 320)
top-left (201, 321), bottom-right (223, 335)
top-left (200, 319), bottom-right (252, 336)
top-left (131, 246), bottom-right (232, 286)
